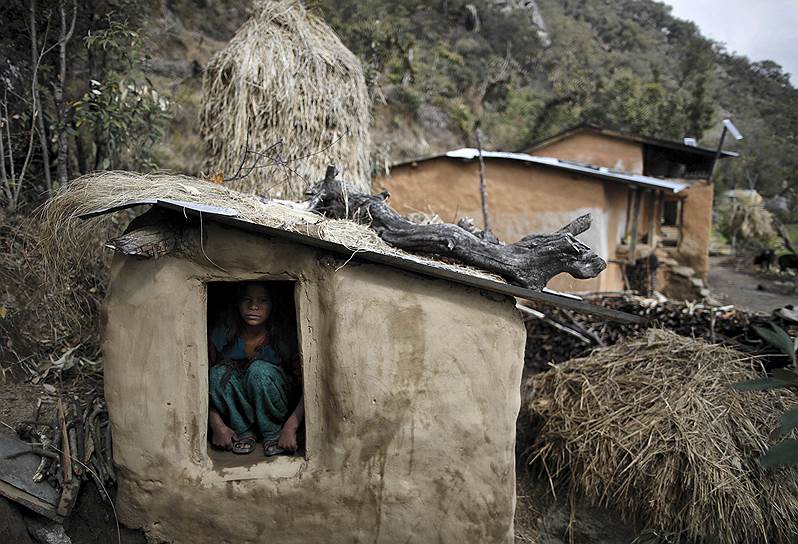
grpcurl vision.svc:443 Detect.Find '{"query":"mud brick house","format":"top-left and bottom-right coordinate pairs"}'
top-left (377, 124), bottom-right (737, 294)
top-left (83, 192), bottom-right (629, 544)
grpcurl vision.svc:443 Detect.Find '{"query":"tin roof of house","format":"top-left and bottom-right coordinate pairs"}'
top-left (447, 148), bottom-right (689, 193)
top-left (391, 148), bottom-right (689, 193)
top-left (82, 197), bottom-right (644, 324)
top-left (522, 123), bottom-right (740, 159)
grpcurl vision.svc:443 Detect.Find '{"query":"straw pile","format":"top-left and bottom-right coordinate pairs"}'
top-left (524, 329), bottom-right (798, 543)
top-left (201, 0), bottom-right (372, 200)
top-left (717, 198), bottom-right (776, 245)
top-left (41, 171), bottom-right (502, 283)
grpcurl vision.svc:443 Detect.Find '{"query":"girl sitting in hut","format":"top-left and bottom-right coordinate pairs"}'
top-left (208, 282), bottom-right (304, 456)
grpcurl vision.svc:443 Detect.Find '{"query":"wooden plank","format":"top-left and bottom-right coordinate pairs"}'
top-left (0, 434), bottom-right (62, 521)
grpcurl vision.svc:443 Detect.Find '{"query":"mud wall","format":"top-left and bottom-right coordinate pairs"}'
top-left (378, 158), bottom-right (626, 292)
top-left (673, 181), bottom-right (713, 279)
top-left (528, 132), bottom-right (645, 174)
top-left (102, 221), bottom-right (525, 543)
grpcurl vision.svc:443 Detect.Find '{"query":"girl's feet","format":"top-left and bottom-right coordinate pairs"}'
top-left (231, 433), bottom-right (257, 454)
top-left (263, 438), bottom-right (287, 457)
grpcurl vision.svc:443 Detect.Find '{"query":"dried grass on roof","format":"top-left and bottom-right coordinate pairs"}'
top-left (41, 171), bottom-right (502, 282)
top-left (201, 0), bottom-right (372, 200)
top-left (524, 329), bottom-right (798, 543)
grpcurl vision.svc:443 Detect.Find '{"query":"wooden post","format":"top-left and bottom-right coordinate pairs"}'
top-left (475, 127), bottom-right (491, 233)
top-left (646, 190), bottom-right (658, 249)
top-left (628, 188), bottom-right (641, 262)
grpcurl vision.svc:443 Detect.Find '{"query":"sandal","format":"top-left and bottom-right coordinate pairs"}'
top-left (263, 439), bottom-right (287, 457)
top-left (232, 434), bottom-right (256, 455)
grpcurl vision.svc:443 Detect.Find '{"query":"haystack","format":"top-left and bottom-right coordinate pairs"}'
top-left (42, 171), bottom-right (500, 283)
top-left (201, 0), bottom-right (372, 200)
top-left (524, 329), bottom-right (798, 543)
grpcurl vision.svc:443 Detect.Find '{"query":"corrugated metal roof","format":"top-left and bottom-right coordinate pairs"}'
top-left (521, 123), bottom-right (740, 158)
top-left (445, 148), bottom-right (689, 193)
top-left (81, 199), bottom-right (645, 323)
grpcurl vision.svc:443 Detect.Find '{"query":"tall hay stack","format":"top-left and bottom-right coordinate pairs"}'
top-left (524, 329), bottom-right (798, 543)
top-left (201, 0), bottom-right (372, 200)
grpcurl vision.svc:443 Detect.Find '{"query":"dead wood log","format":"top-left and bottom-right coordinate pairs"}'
top-left (106, 207), bottom-right (184, 259)
top-left (307, 166), bottom-right (607, 291)
top-left (106, 225), bottom-right (182, 259)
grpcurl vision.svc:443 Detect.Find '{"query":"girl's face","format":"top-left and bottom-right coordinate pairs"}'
top-left (238, 284), bottom-right (271, 327)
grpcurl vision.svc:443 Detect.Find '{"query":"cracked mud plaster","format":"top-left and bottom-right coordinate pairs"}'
top-left (102, 222), bottom-right (526, 543)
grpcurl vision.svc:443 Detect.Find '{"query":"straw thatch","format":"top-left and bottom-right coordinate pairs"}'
top-left (41, 171), bottom-right (502, 283)
top-left (717, 198), bottom-right (776, 245)
top-left (524, 329), bottom-right (798, 543)
top-left (201, 0), bottom-right (372, 200)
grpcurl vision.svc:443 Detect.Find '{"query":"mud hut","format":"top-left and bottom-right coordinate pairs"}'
top-left (201, 0), bottom-right (372, 199)
top-left (43, 172), bottom-right (539, 543)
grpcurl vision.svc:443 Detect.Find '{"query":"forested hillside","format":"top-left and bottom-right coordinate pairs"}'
top-left (1, 0), bottom-right (796, 214)
top-left (309, 0), bottom-right (798, 213)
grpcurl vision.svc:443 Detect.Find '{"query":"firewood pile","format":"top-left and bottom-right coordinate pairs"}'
top-left (0, 347), bottom-right (114, 520)
top-left (523, 293), bottom-right (797, 374)
top-left (8, 394), bottom-right (114, 518)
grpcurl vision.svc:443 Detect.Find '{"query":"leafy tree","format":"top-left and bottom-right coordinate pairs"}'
top-left (73, 18), bottom-right (170, 170)
top-left (0, 0), bottom-right (171, 211)
top-left (734, 324), bottom-right (798, 468)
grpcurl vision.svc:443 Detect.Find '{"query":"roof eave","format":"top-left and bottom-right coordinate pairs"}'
top-left (80, 199), bottom-right (645, 324)
top-left (522, 124), bottom-right (739, 158)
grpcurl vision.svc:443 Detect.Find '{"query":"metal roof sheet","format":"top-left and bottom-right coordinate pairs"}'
top-left (81, 199), bottom-right (645, 324)
top-left (445, 148), bottom-right (689, 193)
top-left (522, 123), bottom-right (740, 158)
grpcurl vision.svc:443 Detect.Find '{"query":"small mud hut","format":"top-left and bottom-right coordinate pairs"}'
top-left (44, 172), bottom-right (535, 543)
top-left (201, 0), bottom-right (372, 199)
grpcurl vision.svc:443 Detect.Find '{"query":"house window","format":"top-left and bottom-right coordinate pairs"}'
top-left (205, 281), bottom-right (304, 466)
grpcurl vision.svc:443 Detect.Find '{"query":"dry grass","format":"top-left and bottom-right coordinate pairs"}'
top-left (718, 199), bottom-right (776, 244)
top-left (40, 171), bottom-right (502, 282)
top-left (0, 211), bottom-right (111, 374)
top-left (524, 329), bottom-right (798, 543)
top-left (201, 0), bottom-right (372, 200)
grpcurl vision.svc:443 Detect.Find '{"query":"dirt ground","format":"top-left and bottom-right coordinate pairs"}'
top-left (707, 255), bottom-right (798, 314)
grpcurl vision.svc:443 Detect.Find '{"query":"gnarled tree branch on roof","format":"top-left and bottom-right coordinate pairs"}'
top-left (307, 166), bottom-right (607, 291)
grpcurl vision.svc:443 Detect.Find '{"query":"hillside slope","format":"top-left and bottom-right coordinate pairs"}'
top-left (305, 0), bottom-right (797, 208)
top-left (142, 0), bottom-right (797, 214)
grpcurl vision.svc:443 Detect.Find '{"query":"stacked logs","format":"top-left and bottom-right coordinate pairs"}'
top-left (523, 294), bottom-right (793, 375)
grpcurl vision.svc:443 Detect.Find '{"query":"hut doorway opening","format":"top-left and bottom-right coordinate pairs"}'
top-left (205, 280), bottom-right (305, 467)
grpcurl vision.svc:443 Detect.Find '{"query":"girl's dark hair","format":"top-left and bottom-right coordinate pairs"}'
top-left (235, 281), bottom-right (273, 305)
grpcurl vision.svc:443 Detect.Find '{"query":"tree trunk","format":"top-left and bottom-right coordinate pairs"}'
top-left (307, 167), bottom-right (607, 291)
top-left (55, 0), bottom-right (76, 186)
top-left (29, 0), bottom-right (52, 195)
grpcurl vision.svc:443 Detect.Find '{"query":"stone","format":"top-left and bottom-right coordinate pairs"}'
top-left (25, 516), bottom-right (71, 544)
top-left (0, 497), bottom-right (35, 544)
top-left (671, 266), bottom-right (695, 278)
